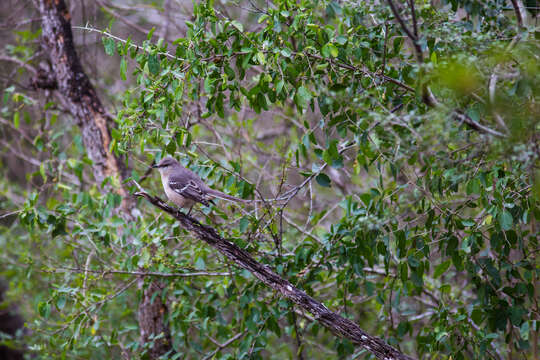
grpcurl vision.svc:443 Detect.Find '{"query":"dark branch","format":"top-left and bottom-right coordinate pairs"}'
top-left (452, 110), bottom-right (506, 138)
top-left (134, 186), bottom-right (416, 360)
top-left (407, 0), bottom-right (419, 39)
top-left (509, 0), bottom-right (525, 28)
top-left (387, 0), bottom-right (422, 62)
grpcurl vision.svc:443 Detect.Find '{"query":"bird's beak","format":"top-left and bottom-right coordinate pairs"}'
top-left (152, 164), bottom-right (159, 168)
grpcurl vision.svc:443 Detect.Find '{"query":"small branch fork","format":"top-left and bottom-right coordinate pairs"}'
top-left (132, 182), bottom-right (415, 360)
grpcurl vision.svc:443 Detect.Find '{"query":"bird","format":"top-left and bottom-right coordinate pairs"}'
top-left (152, 156), bottom-right (246, 213)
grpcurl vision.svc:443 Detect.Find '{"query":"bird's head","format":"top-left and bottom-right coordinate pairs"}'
top-left (152, 156), bottom-right (179, 174)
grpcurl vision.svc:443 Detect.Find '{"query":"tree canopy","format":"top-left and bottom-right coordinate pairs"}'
top-left (0, 0), bottom-right (538, 359)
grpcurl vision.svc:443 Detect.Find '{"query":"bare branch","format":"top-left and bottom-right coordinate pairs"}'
top-left (0, 54), bottom-right (37, 75)
top-left (95, 0), bottom-right (150, 35)
top-left (55, 266), bottom-right (232, 278)
top-left (451, 110), bottom-right (506, 138)
top-left (387, 0), bottom-right (422, 62)
top-left (72, 25), bottom-right (182, 61)
top-left (407, 0), bottom-right (419, 39)
top-left (305, 52), bottom-right (414, 92)
top-left (202, 331), bottom-right (247, 360)
top-left (488, 69), bottom-right (509, 132)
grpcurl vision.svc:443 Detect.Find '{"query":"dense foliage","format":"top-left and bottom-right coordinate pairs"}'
top-left (0, 0), bottom-right (538, 359)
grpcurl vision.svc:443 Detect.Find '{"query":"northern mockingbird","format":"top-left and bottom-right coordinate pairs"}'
top-left (153, 156), bottom-right (246, 212)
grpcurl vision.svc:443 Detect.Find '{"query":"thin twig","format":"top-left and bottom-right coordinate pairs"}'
top-left (407, 0), bottom-right (419, 38)
top-left (54, 266), bottom-right (232, 278)
top-left (72, 25), bottom-right (183, 61)
top-left (0, 210), bottom-right (22, 219)
top-left (202, 331), bottom-right (247, 360)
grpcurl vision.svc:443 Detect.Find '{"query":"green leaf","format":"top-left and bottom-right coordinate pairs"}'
top-left (120, 57), bottom-right (127, 80)
top-left (52, 218), bottom-right (66, 238)
top-left (273, 19), bottom-right (282, 33)
top-left (336, 36), bottom-right (347, 45)
top-left (276, 80), bottom-right (284, 94)
top-left (256, 51), bottom-right (266, 65)
top-left (322, 43), bottom-right (339, 58)
top-left (204, 76), bottom-right (215, 93)
top-left (39, 163), bottom-right (46, 182)
top-left (471, 308), bottom-right (483, 325)
top-left (148, 54), bottom-right (160, 75)
top-left (266, 315), bottom-right (281, 336)
top-left (239, 217), bottom-right (249, 233)
top-left (195, 257), bottom-right (206, 270)
top-left (216, 93), bottom-right (225, 118)
top-left (326, 1), bottom-right (342, 18)
top-left (400, 263), bottom-right (408, 282)
top-left (430, 51), bottom-right (438, 64)
top-left (280, 47), bottom-right (292, 58)
top-left (434, 259), bottom-right (451, 278)
top-left (498, 210), bottom-right (513, 230)
top-left (295, 86), bottom-right (312, 109)
top-left (13, 111), bottom-right (19, 129)
top-left (102, 37), bottom-right (115, 56)
top-left (38, 301), bottom-right (51, 318)
top-left (315, 173), bottom-right (331, 187)
top-left (147, 27), bottom-right (156, 40)
top-left (231, 20), bottom-right (244, 32)
top-left (166, 140), bottom-right (176, 155)
top-left (56, 295), bottom-right (67, 310)
top-left (407, 255), bottom-right (420, 268)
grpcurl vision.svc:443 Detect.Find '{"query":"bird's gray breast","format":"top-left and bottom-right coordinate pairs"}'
top-left (162, 175), bottom-right (194, 208)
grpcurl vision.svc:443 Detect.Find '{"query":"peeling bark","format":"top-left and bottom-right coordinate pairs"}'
top-left (37, 0), bottom-right (127, 188)
top-left (35, 1), bottom-right (173, 358)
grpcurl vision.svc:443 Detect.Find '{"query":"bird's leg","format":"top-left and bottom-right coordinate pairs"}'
top-left (187, 205), bottom-right (194, 216)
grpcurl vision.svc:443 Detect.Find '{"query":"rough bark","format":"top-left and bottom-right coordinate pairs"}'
top-left (135, 188), bottom-right (416, 360)
top-left (37, 0), bottom-right (128, 188)
top-left (137, 281), bottom-right (174, 358)
top-left (35, 1), bottom-right (173, 358)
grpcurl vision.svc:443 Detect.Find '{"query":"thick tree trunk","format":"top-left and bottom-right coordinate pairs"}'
top-left (37, 0), bottom-right (127, 188)
top-left (35, 1), bottom-right (173, 358)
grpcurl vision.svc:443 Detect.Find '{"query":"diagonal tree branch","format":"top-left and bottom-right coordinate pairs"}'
top-left (133, 184), bottom-right (416, 360)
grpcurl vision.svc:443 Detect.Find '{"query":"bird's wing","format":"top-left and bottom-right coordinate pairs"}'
top-left (168, 175), bottom-right (211, 206)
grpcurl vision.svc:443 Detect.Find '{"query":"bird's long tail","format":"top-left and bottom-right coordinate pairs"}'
top-left (206, 189), bottom-right (289, 203)
top-left (206, 189), bottom-right (250, 203)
